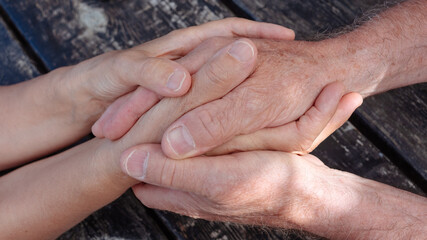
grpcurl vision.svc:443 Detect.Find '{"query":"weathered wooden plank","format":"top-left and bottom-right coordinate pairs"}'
top-left (0, 17), bottom-right (38, 85)
top-left (228, 0), bottom-right (387, 39)
top-left (58, 190), bottom-right (168, 240)
top-left (0, 0), bottom-right (230, 70)
top-left (353, 84), bottom-right (427, 183)
top-left (0, 0), bottom-right (423, 239)
top-left (232, 0), bottom-right (427, 187)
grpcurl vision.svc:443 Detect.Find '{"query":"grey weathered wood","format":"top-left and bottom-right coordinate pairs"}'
top-left (229, 0), bottom-right (388, 39)
top-left (0, 0), bottom-right (231, 70)
top-left (0, 0), bottom-right (424, 239)
top-left (0, 18), bottom-right (38, 85)
top-left (57, 190), bottom-right (168, 240)
top-left (353, 84), bottom-right (427, 183)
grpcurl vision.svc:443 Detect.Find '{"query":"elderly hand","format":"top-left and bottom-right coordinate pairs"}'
top-left (90, 18), bottom-right (294, 140)
top-left (122, 145), bottom-right (427, 239)
top-left (158, 38), bottom-right (371, 159)
top-left (95, 37), bottom-right (365, 157)
top-left (96, 5), bottom-right (426, 158)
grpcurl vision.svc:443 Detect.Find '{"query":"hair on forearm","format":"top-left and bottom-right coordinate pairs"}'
top-left (313, 0), bottom-right (404, 41)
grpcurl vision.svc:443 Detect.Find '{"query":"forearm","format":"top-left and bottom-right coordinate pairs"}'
top-left (0, 64), bottom-right (108, 170)
top-left (0, 138), bottom-right (137, 239)
top-left (290, 169), bottom-right (427, 239)
top-left (323, 0), bottom-right (426, 96)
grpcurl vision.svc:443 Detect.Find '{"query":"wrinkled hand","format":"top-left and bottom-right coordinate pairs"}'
top-left (117, 82), bottom-right (362, 227)
top-left (96, 36), bottom-right (361, 157)
top-left (90, 18), bottom-right (294, 139)
top-left (121, 139), bottom-right (427, 240)
top-left (127, 146), bottom-right (331, 227)
top-left (160, 39), bottom-right (357, 158)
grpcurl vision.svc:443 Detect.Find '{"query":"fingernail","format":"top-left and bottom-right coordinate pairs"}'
top-left (122, 149), bottom-right (149, 180)
top-left (91, 120), bottom-right (103, 138)
top-left (166, 125), bottom-right (195, 156)
top-left (228, 41), bottom-right (254, 62)
top-left (167, 69), bottom-right (186, 92)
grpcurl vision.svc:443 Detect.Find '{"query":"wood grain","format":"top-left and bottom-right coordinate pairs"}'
top-left (0, 0), bottom-right (231, 70)
top-left (0, 0), bottom-right (424, 239)
top-left (228, 0), bottom-right (388, 39)
top-left (58, 190), bottom-right (168, 240)
top-left (0, 17), bottom-right (38, 85)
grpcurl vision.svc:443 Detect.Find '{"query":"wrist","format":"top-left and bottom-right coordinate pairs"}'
top-left (320, 0), bottom-right (427, 97)
top-left (93, 139), bottom-right (140, 190)
top-left (287, 166), bottom-right (427, 239)
top-left (318, 35), bottom-right (391, 97)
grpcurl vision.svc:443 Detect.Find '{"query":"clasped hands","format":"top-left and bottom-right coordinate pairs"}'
top-left (85, 18), bottom-right (365, 236)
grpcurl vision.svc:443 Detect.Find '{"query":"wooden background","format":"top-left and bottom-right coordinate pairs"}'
top-left (0, 0), bottom-right (425, 239)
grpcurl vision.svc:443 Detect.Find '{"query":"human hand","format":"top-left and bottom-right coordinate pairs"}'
top-left (154, 0), bottom-right (427, 158)
top-left (208, 81), bottom-right (362, 155)
top-left (159, 39), bottom-right (367, 158)
top-left (97, 36), bottom-right (364, 157)
top-left (0, 30), bottom-right (275, 239)
top-left (121, 145), bottom-right (427, 239)
top-left (89, 18), bottom-right (295, 139)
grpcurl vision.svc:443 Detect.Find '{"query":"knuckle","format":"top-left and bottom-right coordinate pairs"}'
top-left (202, 36), bottom-right (226, 48)
top-left (195, 108), bottom-right (227, 144)
top-left (166, 28), bottom-right (183, 38)
top-left (203, 182), bottom-right (228, 204)
top-left (306, 107), bottom-right (323, 123)
top-left (158, 159), bottom-right (178, 188)
top-left (114, 51), bottom-right (170, 82)
top-left (114, 50), bottom-right (138, 68)
top-left (204, 60), bottom-right (230, 87)
top-left (224, 17), bottom-right (243, 26)
top-left (168, 27), bottom-right (197, 41)
top-left (112, 50), bottom-right (138, 78)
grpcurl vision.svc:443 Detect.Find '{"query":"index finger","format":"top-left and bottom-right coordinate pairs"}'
top-left (137, 17), bottom-right (294, 58)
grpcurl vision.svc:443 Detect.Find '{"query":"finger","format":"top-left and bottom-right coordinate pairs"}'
top-left (137, 18), bottom-right (294, 58)
top-left (308, 92), bottom-right (363, 151)
top-left (92, 91), bottom-right (131, 138)
top-left (112, 51), bottom-right (192, 96)
top-left (132, 183), bottom-right (202, 219)
top-left (120, 144), bottom-right (220, 195)
top-left (207, 88), bottom-right (361, 156)
top-left (161, 81), bottom-right (344, 159)
top-left (92, 87), bottom-right (161, 140)
top-left (120, 39), bottom-right (258, 147)
top-left (177, 37), bottom-right (235, 74)
top-left (95, 38), bottom-right (247, 140)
